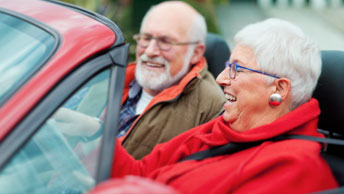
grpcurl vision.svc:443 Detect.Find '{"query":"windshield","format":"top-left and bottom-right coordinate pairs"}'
top-left (0, 12), bottom-right (56, 104)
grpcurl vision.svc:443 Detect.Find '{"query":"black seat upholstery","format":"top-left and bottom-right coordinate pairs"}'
top-left (312, 50), bottom-right (344, 192)
top-left (313, 50), bottom-right (344, 136)
top-left (204, 33), bottom-right (231, 78)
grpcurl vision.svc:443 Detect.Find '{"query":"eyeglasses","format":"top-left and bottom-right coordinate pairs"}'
top-left (133, 33), bottom-right (199, 51)
top-left (225, 61), bottom-right (281, 79)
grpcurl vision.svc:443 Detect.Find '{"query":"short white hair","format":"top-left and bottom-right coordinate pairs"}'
top-left (140, 5), bottom-right (207, 43)
top-left (234, 18), bottom-right (321, 110)
top-left (188, 13), bottom-right (207, 43)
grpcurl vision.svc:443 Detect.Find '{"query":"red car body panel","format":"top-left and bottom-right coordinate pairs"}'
top-left (0, 0), bottom-right (116, 140)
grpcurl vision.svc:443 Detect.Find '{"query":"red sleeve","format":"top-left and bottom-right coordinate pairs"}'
top-left (110, 119), bottom-right (218, 178)
top-left (110, 130), bottom-right (198, 178)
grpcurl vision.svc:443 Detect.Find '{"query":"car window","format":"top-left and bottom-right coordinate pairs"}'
top-left (0, 70), bottom-right (110, 194)
top-left (0, 12), bottom-right (56, 104)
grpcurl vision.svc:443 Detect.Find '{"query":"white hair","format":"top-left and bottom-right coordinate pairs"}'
top-left (234, 18), bottom-right (321, 110)
top-left (140, 5), bottom-right (207, 44)
top-left (188, 13), bottom-right (207, 43)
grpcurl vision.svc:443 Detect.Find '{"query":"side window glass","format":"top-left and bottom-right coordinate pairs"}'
top-left (0, 70), bottom-right (110, 193)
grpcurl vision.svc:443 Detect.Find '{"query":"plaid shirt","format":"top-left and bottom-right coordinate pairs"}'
top-left (117, 81), bottom-right (142, 138)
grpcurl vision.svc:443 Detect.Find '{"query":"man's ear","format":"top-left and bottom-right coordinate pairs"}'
top-left (273, 78), bottom-right (291, 101)
top-left (190, 43), bottom-right (205, 64)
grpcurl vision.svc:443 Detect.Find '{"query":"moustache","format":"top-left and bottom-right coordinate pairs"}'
top-left (140, 54), bottom-right (167, 65)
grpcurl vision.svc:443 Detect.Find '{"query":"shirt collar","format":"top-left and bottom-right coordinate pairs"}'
top-left (128, 80), bottom-right (142, 99)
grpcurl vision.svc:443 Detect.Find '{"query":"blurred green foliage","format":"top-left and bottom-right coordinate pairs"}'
top-left (185, 0), bottom-right (219, 34)
top-left (60, 0), bottom-right (227, 61)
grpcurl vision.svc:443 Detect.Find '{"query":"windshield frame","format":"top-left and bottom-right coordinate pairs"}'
top-left (0, 8), bottom-right (60, 106)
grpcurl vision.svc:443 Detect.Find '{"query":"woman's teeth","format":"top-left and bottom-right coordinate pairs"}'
top-left (225, 93), bottom-right (237, 102)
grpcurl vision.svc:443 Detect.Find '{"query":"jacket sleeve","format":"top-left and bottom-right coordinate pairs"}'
top-left (197, 71), bottom-right (226, 123)
top-left (110, 127), bottom-right (204, 178)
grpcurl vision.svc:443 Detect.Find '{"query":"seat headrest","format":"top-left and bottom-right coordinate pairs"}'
top-left (313, 50), bottom-right (344, 135)
top-left (204, 33), bottom-right (231, 78)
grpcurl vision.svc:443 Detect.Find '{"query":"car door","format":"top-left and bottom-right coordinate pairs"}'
top-left (0, 37), bottom-right (128, 194)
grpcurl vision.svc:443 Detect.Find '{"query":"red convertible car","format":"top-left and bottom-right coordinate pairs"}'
top-left (0, 0), bottom-right (128, 193)
top-left (1, 0), bottom-right (344, 193)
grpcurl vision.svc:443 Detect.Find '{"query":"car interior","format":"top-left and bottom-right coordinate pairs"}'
top-left (313, 50), bottom-right (344, 193)
top-left (204, 34), bottom-right (344, 193)
top-left (204, 32), bottom-right (231, 78)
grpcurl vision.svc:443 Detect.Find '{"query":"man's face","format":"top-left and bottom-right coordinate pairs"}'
top-left (135, 13), bottom-right (194, 93)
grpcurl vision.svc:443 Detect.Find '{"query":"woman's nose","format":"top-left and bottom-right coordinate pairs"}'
top-left (216, 68), bottom-right (231, 86)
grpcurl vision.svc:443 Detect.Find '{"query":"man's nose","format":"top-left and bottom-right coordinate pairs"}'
top-left (145, 39), bottom-right (160, 57)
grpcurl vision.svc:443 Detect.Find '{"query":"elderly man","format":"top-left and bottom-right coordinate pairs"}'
top-left (118, 1), bottom-right (225, 159)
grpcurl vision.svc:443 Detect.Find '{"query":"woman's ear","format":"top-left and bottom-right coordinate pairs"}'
top-left (190, 43), bottom-right (206, 64)
top-left (274, 78), bottom-right (291, 101)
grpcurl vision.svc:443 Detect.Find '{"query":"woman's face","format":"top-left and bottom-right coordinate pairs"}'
top-left (216, 45), bottom-right (277, 132)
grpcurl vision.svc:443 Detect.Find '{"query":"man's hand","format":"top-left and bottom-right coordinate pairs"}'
top-left (53, 107), bottom-right (101, 137)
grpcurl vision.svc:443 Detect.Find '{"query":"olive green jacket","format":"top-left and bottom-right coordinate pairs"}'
top-left (120, 57), bottom-right (226, 159)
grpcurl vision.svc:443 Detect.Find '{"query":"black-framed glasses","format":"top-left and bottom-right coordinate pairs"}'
top-left (133, 33), bottom-right (199, 51)
top-left (225, 61), bottom-right (281, 79)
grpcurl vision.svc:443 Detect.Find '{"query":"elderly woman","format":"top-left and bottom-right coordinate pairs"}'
top-left (109, 18), bottom-right (338, 194)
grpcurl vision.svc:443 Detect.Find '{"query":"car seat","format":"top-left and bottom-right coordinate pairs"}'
top-left (314, 50), bottom-right (344, 137)
top-left (312, 50), bottom-right (344, 193)
top-left (204, 33), bottom-right (231, 78)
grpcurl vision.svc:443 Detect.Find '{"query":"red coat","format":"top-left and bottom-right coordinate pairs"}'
top-left (111, 99), bottom-right (338, 194)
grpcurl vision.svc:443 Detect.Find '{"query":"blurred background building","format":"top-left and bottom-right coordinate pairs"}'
top-left (218, 0), bottom-right (344, 51)
top-left (61, 0), bottom-right (344, 60)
